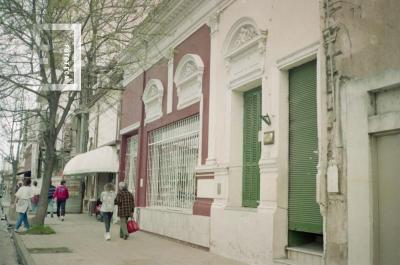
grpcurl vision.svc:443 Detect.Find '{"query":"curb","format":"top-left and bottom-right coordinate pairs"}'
top-left (1, 200), bottom-right (36, 265)
top-left (12, 232), bottom-right (37, 265)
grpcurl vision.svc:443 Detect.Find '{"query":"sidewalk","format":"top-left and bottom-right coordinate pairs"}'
top-left (16, 214), bottom-right (248, 265)
top-left (0, 205), bottom-right (19, 265)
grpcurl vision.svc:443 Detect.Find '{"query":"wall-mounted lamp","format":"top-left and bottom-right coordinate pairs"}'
top-left (260, 113), bottom-right (271, 126)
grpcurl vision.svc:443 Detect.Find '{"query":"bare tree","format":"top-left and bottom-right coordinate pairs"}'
top-left (0, 90), bottom-right (31, 220)
top-left (0, 0), bottom-right (168, 225)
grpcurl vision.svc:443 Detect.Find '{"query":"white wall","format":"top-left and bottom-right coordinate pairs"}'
top-left (343, 71), bottom-right (400, 265)
top-left (204, 0), bottom-right (321, 264)
top-left (139, 208), bottom-right (210, 248)
top-left (97, 93), bottom-right (119, 146)
top-left (210, 207), bottom-right (272, 265)
top-left (88, 90), bottom-right (120, 149)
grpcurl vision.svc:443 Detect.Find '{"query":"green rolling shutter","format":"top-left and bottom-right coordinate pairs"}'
top-left (288, 60), bottom-right (322, 234)
top-left (242, 87), bottom-right (262, 208)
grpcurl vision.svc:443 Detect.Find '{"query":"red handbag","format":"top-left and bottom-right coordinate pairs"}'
top-left (127, 219), bottom-right (139, 233)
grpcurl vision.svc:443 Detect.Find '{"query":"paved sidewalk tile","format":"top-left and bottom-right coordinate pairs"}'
top-left (0, 207), bottom-right (18, 265)
top-left (19, 214), bottom-right (248, 265)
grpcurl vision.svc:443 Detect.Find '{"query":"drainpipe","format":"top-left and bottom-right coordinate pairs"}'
top-left (136, 39), bottom-right (149, 208)
top-left (136, 69), bottom-right (146, 208)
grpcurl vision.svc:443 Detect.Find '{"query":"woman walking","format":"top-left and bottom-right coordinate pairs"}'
top-left (15, 178), bottom-right (33, 232)
top-left (53, 180), bottom-right (69, 221)
top-left (114, 182), bottom-right (135, 240)
top-left (100, 183), bottom-right (116, 241)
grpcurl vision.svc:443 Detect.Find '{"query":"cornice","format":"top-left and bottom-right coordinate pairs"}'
top-left (120, 0), bottom-right (231, 87)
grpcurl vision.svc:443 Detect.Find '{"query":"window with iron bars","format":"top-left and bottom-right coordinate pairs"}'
top-left (147, 115), bottom-right (199, 210)
top-left (125, 135), bottom-right (138, 195)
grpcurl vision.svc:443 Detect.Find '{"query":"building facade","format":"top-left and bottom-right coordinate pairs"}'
top-left (322, 1), bottom-right (400, 265)
top-left (63, 88), bottom-right (121, 213)
top-left (118, 1), bottom-right (328, 265)
top-left (117, 0), bottom-right (400, 265)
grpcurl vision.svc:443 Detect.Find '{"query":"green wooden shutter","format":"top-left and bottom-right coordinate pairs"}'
top-left (288, 60), bottom-right (322, 234)
top-left (242, 87), bottom-right (262, 208)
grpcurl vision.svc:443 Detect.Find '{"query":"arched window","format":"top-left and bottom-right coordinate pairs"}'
top-left (174, 54), bottom-right (204, 110)
top-left (143, 79), bottom-right (164, 124)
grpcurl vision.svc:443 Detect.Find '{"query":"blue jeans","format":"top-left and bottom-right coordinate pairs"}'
top-left (15, 212), bottom-right (29, 230)
top-left (31, 203), bottom-right (38, 213)
top-left (102, 212), bottom-right (113, 232)
top-left (47, 199), bottom-right (55, 216)
top-left (56, 200), bottom-right (66, 217)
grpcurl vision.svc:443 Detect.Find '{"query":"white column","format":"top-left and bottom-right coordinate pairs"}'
top-left (205, 13), bottom-right (220, 166)
top-left (258, 158), bottom-right (279, 209)
top-left (166, 49), bottom-right (174, 114)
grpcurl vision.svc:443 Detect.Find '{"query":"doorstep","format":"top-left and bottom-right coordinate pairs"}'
top-left (274, 243), bottom-right (323, 265)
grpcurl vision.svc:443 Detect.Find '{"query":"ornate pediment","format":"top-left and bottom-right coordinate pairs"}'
top-left (143, 79), bottom-right (164, 124)
top-left (181, 61), bottom-right (198, 79)
top-left (229, 25), bottom-right (258, 51)
top-left (174, 54), bottom-right (204, 110)
top-left (223, 18), bottom-right (267, 90)
top-left (146, 84), bottom-right (159, 99)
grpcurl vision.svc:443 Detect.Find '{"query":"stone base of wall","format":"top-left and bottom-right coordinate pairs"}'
top-left (210, 205), bottom-right (274, 265)
top-left (138, 207), bottom-right (210, 247)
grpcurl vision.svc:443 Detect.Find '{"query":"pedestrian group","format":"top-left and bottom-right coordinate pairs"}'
top-left (14, 178), bottom-right (70, 232)
top-left (14, 178), bottom-right (136, 242)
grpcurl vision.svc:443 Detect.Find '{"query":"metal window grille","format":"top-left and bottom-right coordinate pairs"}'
top-left (147, 115), bottom-right (200, 210)
top-left (127, 135), bottom-right (138, 195)
top-left (124, 137), bottom-right (131, 180)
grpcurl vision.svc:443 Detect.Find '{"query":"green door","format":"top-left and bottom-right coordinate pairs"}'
top-left (242, 87), bottom-right (262, 208)
top-left (288, 60), bottom-right (322, 234)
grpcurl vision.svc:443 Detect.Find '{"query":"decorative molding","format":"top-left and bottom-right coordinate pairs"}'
top-left (223, 17), bottom-right (267, 90)
top-left (230, 25), bottom-right (258, 50)
top-left (166, 49), bottom-right (175, 114)
top-left (143, 79), bottom-right (164, 124)
top-left (276, 41), bottom-right (319, 70)
top-left (368, 111), bottom-right (400, 133)
top-left (259, 157), bottom-right (279, 174)
top-left (207, 12), bottom-right (220, 36)
top-left (163, 47), bottom-right (175, 61)
top-left (120, 121), bottom-right (140, 135)
top-left (174, 54), bottom-right (204, 110)
top-left (121, 0), bottom-right (232, 87)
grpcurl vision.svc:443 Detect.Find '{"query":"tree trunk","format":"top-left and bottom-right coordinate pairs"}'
top-left (33, 145), bottom-right (57, 225)
top-left (32, 113), bottom-right (58, 225)
top-left (7, 161), bottom-right (18, 221)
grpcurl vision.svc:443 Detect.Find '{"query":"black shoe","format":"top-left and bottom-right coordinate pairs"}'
top-left (124, 235), bottom-right (128, 240)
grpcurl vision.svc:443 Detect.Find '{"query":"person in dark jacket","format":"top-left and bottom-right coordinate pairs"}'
top-left (114, 182), bottom-right (135, 240)
top-left (47, 180), bottom-right (56, 218)
top-left (53, 180), bottom-right (69, 221)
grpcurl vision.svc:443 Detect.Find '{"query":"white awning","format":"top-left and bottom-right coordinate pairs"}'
top-left (63, 146), bottom-right (119, 176)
